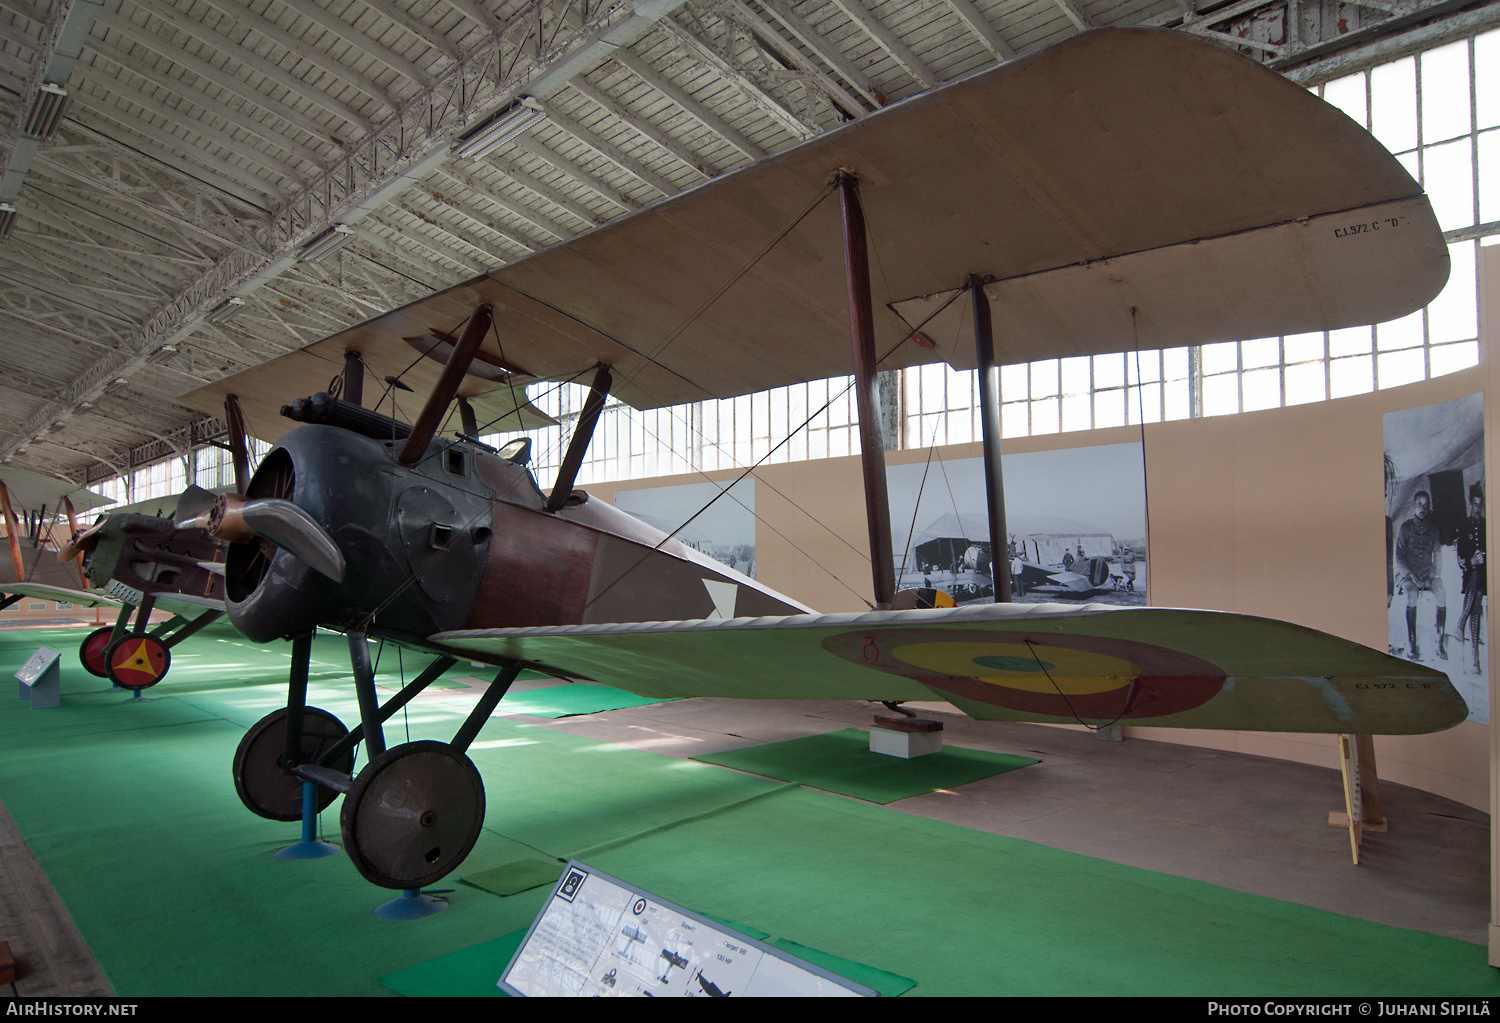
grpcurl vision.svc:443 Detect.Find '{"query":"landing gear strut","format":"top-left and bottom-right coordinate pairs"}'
top-left (232, 628), bottom-right (523, 905)
top-left (84, 599), bottom-right (223, 691)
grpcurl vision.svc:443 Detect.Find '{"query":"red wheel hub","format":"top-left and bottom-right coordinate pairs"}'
top-left (107, 635), bottom-right (170, 690)
top-left (79, 627), bottom-right (114, 678)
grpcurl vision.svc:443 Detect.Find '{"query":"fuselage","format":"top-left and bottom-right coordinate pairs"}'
top-left (226, 421), bottom-right (812, 645)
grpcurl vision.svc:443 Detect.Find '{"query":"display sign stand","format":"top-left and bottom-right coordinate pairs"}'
top-left (500, 862), bottom-right (878, 997)
top-left (15, 647), bottom-right (60, 709)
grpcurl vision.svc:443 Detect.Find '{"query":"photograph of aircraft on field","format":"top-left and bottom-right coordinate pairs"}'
top-left (887, 444), bottom-right (1146, 606)
top-left (612, 479), bottom-right (757, 580)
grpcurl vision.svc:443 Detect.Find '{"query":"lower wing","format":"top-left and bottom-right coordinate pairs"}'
top-left (2, 583), bottom-right (123, 609)
top-left (430, 603), bottom-right (1467, 735)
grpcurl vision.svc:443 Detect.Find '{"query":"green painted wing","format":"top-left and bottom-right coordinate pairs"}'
top-left (430, 603), bottom-right (1467, 735)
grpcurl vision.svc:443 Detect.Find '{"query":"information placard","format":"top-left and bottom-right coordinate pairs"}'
top-left (15, 647), bottom-right (59, 687)
top-left (15, 647), bottom-right (60, 709)
top-left (499, 863), bottom-right (877, 997)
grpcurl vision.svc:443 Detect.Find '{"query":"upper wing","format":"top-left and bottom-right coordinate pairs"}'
top-left (180, 342), bottom-right (560, 444)
top-left (0, 466), bottom-right (113, 513)
top-left (183, 27), bottom-right (1444, 418)
top-left (430, 603), bottom-right (1467, 735)
top-left (1, 581), bottom-right (122, 609)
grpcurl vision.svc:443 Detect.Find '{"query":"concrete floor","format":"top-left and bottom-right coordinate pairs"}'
top-left (0, 674), bottom-right (1490, 996)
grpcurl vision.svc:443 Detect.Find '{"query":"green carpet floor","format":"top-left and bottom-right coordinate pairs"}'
top-left (693, 727), bottom-right (1038, 803)
top-left (2, 623), bottom-right (1498, 997)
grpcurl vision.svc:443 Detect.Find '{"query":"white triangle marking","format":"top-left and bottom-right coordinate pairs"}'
top-left (702, 579), bottom-right (738, 619)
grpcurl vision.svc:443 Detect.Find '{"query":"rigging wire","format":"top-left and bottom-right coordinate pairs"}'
top-left (576, 290), bottom-right (968, 617)
top-left (1131, 307), bottom-right (1152, 605)
top-left (352, 179), bottom-right (963, 627)
top-left (1024, 638), bottom-right (1138, 733)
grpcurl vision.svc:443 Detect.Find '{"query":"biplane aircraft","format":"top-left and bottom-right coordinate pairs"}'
top-left (0, 467), bottom-right (233, 690)
top-left (57, 485), bottom-right (230, 690)
top-left (0, 466), bottom-right (117, 614)
top-left (126, 27), bottom-right (1465, 894)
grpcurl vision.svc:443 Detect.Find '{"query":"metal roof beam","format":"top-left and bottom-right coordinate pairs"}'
top-left (564, 74), bottom-right (716, 180)
top-left (511, 135), bottom-right (640, 212)
top-left (262, 0), bottom-right (437, 91)
top-left (365, 207), bottom-right (490, 273)
top-left (826, 0), bottom-right (938, 89)
top-left (68, 89), bottom-right (294, 205)
top-left (659, 13), bottom-right (815, 138)
top-left (404, 191), bottom-right (540, 255)
top-left (709, 0), bottom-right (868, 120)
top-left (1053, 0), bottom-right (1092, 32)
top-left (88, 15), bottom-right (350, 150)
top-left (475, 152), bottom-right (604, 228)
top-left (611, 48), bottom-right (761, 160)
top-left (23, 189), bottom-right (215, 269)
top-left (81, 40), bottom-right (329, 174)
top-left (429, 166), bottom-right (574, 242)
top-left (942, 0), bottom-right (1014, 60)
top-left (102, 1), bottom-right (377, 135)
top-left (752, 0), bottom-right (881, 107)
top-left (355, 0), bottom-right (465, 65)
top-left (533, 95), bottom-right (681, 196)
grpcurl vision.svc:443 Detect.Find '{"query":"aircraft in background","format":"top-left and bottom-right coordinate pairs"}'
top-left (59, 485), bottom-right (229, 690)
top-left (0, 467), bottom-right (231, 691)
top-left (127, 27), bottom-right (1467, 895)
top-left (0, 465), bottom-right (119, 607)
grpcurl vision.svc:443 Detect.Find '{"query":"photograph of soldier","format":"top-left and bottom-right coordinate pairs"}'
top-left (1384, 393), bottom-right (1486, 723)
top-left (1394, 489), bottom-right (1446, 660)
top-left (1458, 484), bottom-right (1485, 674)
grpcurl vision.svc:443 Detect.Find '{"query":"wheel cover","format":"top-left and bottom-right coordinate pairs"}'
top-left (79, 627), bottom-right (114, 678)
top-left (341, 741), bottom-right (486, 890)
top-left (233, 707), bottom-right (353, 821)
top-left (107, 635), bottom-right (170, 690)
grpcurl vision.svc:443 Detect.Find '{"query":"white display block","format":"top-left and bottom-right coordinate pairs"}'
top-left (500, 863), bottom-right (878, 997)
top-left (869, 726), bottom-right (943, 759)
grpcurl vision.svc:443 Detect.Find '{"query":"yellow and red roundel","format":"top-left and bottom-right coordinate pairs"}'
top-left (822, 628), bottom-right (1224, 721)
top-left (108, 636), bottom-right (170, 691)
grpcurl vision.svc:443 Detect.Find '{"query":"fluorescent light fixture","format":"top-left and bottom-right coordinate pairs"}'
top-left (453, 99), bottom-right (545, 160)
top-left (0, 203), bottom-right (15, 239)
top-left (299, 223), bottom-right (356, 262)
top-left (23, 83), bottom-right (68, 140)
top-left (206, 297), bottom-right (247, 325)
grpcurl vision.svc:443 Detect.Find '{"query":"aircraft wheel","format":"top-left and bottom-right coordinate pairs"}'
top-left (105, 635), bottom-right (170, 690)
top-left (341, 741), bottom-right (486, 890)
top-left (233, 707), bottom-right (353, 821)
top-left (79, 627), bottom-right (115, 678)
